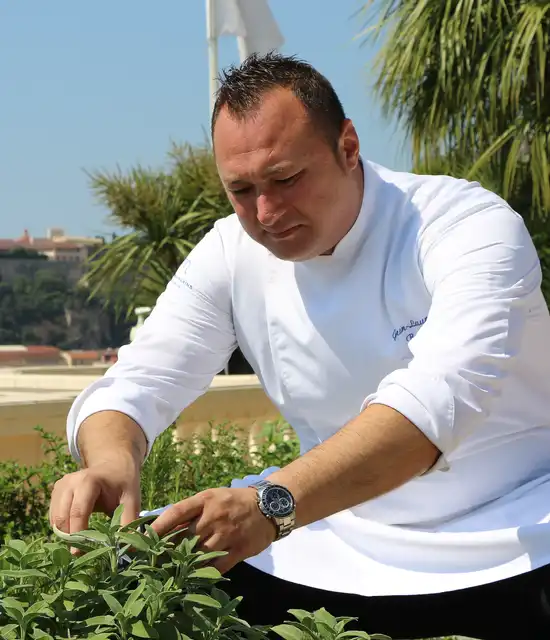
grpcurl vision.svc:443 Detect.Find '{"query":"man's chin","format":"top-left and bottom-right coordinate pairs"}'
top-left (263, 233), bottom-right (320, 262)
top-left (266, 242), bottom-right (318, 262)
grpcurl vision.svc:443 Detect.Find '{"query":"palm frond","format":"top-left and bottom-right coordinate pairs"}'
top-left (357, 0), bottom-right (550, 219)
top-left (80, 144), bottom-right (232, 319)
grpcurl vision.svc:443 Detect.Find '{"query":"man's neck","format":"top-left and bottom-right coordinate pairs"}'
top-left (322, 159), bottom-right (365, 256)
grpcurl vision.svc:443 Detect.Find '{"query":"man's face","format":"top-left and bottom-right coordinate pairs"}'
top-left (213, 88), bottom-right (360, 261)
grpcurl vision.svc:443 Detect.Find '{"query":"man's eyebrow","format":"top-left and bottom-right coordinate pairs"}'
top-left (226, 164), bottom-right (295, 186)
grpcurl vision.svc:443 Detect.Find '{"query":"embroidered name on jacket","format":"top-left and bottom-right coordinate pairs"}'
top-left (392, 317), bottom-right (427, 342)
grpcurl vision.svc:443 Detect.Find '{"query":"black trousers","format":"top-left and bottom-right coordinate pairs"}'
top-left (224, 561), bottom-right (550, 640)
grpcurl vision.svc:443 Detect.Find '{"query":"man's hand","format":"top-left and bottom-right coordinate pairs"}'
top-left (49, 455), bottom-right (141, 535)
top-left (150, 487), bottom-right (277, 574)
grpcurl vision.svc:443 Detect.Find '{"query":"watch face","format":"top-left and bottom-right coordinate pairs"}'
top-left (260, 485), bottom-right (295, 517)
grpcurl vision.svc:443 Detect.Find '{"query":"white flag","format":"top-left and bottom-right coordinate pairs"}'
top-left (214, 0), bottom-right (284, 61)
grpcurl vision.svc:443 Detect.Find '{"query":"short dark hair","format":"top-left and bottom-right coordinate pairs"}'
top-left (211, 52), bottom-right (347, 151)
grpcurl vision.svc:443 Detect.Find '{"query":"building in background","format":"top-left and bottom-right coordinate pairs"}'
top-left (0, 228), bottom-right (104, 262)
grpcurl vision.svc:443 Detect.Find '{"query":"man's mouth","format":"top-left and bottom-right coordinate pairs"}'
top-left (266, 225), bottom-right (302, 239)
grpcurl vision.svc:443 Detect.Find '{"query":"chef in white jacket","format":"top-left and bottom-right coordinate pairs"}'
top-left (50, 53), bottom-right (550, 639)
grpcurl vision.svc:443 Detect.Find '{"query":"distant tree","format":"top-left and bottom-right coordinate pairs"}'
top-left (0, 247), bottom-right (47, 259)
top-left (82, 142), bottom-right (233, 318)
top-left (0, 270), bottom-right (131, 349)
top-left (359, 0), bottom-right (550, 219)
top-left (358, 0), bottom-right (550, 300)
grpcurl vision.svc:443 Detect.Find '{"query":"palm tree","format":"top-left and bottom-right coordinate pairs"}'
top-left (81, 143), bottom-right (233, 319)
top-left (358, 0), bottom-right (550, 220)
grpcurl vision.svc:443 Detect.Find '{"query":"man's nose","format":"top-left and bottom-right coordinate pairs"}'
top-left (256, 192), bottom-right (284, 227)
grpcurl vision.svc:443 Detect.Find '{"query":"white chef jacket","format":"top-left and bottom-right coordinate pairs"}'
top-left (67, 160), bottom-right (550, 596)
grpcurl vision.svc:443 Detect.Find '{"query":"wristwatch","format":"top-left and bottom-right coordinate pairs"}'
top-left (250, 480), bottom-right (296, 541)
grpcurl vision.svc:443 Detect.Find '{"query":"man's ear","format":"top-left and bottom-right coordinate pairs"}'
top-left (339, 119), bottom-right (361, 173)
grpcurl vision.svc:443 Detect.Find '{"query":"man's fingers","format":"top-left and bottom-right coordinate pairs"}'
top-left (119, 493), bottom-right (141, 527)
top-left (49, 483), bottom-right (74, 533)
top-left (69, 482), bottom-right (100, 534)
top-left (210, 547), bottom-right (239, 575)
top-left (151, 495), bottom-right (204, 537)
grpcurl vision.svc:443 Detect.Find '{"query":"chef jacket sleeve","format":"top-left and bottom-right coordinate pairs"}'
top-left (66, 222), bottom-right (237, 464)
top-left (362, 203), bottom-right (542, 469)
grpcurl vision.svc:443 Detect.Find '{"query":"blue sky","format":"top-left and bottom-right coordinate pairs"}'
top-left (0, 0), bottom-right (410, 239)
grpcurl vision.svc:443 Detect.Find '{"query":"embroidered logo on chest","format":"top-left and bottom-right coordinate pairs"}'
top-left (392, 317), bottom-right (427, 343)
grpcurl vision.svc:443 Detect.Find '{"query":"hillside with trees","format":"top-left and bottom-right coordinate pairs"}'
top-left (0, 268), bottom-right (130, 349)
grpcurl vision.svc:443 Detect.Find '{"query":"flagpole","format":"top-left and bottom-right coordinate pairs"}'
top-left (236, 36), bottom-right (247, 63)
top-left (206, 0), bottom-right (219, 116)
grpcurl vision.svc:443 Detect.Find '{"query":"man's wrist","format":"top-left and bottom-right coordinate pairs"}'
top-left (250, 479), bottom-right (297, 540)
top-left (78, 412), bottom-right (147, 469)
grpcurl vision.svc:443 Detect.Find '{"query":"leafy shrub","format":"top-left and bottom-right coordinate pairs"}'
top-left (0, 506), bottom-right (386, 640)
top-left (1, 422), bottom-right (299, 543)
top-left (0, 428), bottom-right (78, 542)
top-left (140, 421), bottom-right (299, 511)
top-left (83, 142), bottom-right (234, 319)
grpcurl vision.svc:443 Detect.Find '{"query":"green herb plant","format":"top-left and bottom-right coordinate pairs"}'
top-left (2, 421), bottom-right (299, 544)
top-left (1, 504), bottom-right (262, 640)
top-left (0, 506), bottom-right (390, 640)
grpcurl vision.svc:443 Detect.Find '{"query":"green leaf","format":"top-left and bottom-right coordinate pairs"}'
top-left (102, 593), bottom-right (123, 615)
top-left (188, 566), bottom-right (222, 580)
top-left (52, 525), bottom-right (111, 545)
top-left (219, 596), bottom-right (242, 617)
top-left (131, 620), bottom-right (159, 638)
top-left (52, 546), bottom-right (73, 569)
top-left (272, 624), bottom-right (309, 640)
top-left (31, 628), bottom-right (54, 639)
top-left (143, 524), bottom-right (160, 543)
top-left (63, 599), bottom-right (75, 611)
top-left (288, 610), bottom-right (315, 624)
top-left (25, 601), bottom-right (53, 617)
top-left (20, 552), bottom-right (46, 569)
top-left (183, 593), bottom-right (222, 609)
top-left (73, 546), bottom-right (112, 568)
top-left (1, 597), bottom-right (25, 613)
top-left (210, 587), bottom-right (230, 606)
top-left (334, 618), bottom-right (357, 634)
top-left (6, 540), bottom-right (27, 555)
top-left (0, 569), bottom-right (48, 579)
top-left (74, 529), bottom-right (111, 544)
top-left (87, 635), bottom-right (114, 640)
top-left (86, 615), bottom-right (116, 627)
top-left (0, 624), bottom-right (18, 638)
top-left (40, 592), bottom-right (63, 605)
top-left (116, 531), bottom-right (153, 552)
top-left (123, 580), bottom-right (147, 616)
top-left (64, 580), bottom-right (90, 592)
top-left (118, 514), bottom-right (157, 532)
top-left (1, 607), bottom-right (23, 625)
top-left (51, 525), bottom-right (89, 543)
top-left (338, 633), bottom-right (379, 640)
top-left (314, 608), bottom-right (337, 627)
top-left (90, 519), bottom-right (113, 535)
top-left (314, 621), bottom-right (337, 640)
top-left (127, 599), bottom-right (146, 618)
top-left (190, 550), bottom-right (228, 565)
top-left (110, 504), bottom-right (126, 528)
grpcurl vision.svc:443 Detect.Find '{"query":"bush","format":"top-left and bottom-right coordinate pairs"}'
top-left (0, 428), bottom-right (78, 542)
top-left (1, 422), bottom-right (299, 543)
top-left (140, 421), bottom-right (299, 511)
top-left (0, 506), bottom-right (386, 640)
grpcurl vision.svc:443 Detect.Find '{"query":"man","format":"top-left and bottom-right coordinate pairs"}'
top-left (50, 53), bottom-right (550, 639)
